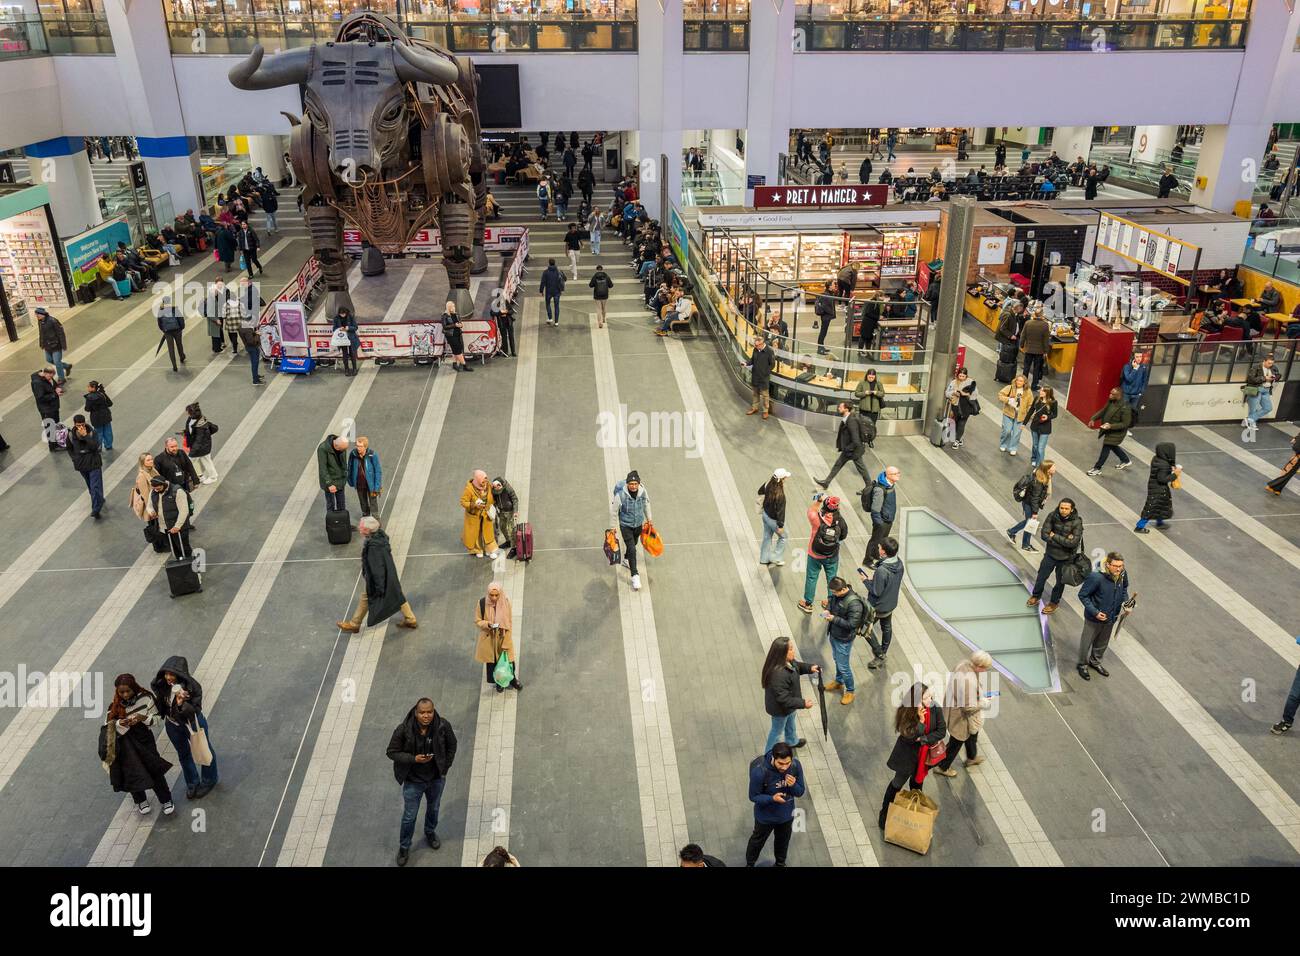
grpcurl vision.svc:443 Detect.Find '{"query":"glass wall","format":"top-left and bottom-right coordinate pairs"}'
top-left (164, 0), bottom-right (636, 53)
top-left (683, 0), bottom-right (749, 50)
top-left (0, 6), bottom-right (49, 59)
top-left (795, 0), bottom-right (1250, 50)
top-left (38, 0), bottom-right (112, 53)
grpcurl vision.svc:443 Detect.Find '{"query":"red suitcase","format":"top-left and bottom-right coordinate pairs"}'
top-left (513, 522), bottom-right (533, 562)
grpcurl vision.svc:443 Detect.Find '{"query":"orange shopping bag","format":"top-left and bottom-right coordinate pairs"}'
top-left (640, 521), bottom-right (664, 558)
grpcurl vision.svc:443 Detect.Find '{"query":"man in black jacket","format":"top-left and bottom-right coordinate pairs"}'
top-left (814, 280), bottom-right (837, 355)
top-left (858, 156), bottom-right (873, 184)
top-left (822, 576), bottom-right (866, 705)
top-left (679, 843), bottom-right (726, 867)
top-left (387, 697), bottom-right (457, 866)
top-left (1157, 166), bottom-right (1178, 199)
top-left (1028, 498), bottom-right (1082, 615)
top-left (539, 258), bottom-right (565, 326)
top-left (745, 333), bottom-right (775, 420)
top-left (31, 366), bottom-right (62, 450)
top-left (36, 307), bottom-right (72, 383)
top-left (155, 436), bottom-right (200, 496)
top-left (66, 414), bottom-right (104, 518)
top-left (816, 402), bottom-right (870, 490)
top-left (155, 295), bottom-right (187, 371)
top-left (236, 221), bottom-right (263, 277)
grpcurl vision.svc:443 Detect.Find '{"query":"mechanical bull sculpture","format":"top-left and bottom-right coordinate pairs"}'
top-left (229, 12), bottom-right (488, 318)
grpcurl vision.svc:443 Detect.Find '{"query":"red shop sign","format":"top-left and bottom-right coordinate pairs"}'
top-left (752, 184), bottom-right (889, 209)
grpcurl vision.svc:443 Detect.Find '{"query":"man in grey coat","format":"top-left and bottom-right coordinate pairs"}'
top-left (863, 537), bottom-right (904, 669)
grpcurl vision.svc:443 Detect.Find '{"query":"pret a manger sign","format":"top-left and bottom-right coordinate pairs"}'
top-left (752, 185), bottom-right (889, 209)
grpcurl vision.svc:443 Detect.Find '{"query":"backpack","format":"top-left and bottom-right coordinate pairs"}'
top-left (537, 183), bottom-right (549, 201)
top-left (558, 273), bottom-right (567, 292)
top-left (813, 514), bottom-right (843, 553)
top-left (1013, 472), bottom-right (1033, 502)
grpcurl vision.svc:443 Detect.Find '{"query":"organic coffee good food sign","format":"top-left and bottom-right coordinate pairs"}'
top-left (752, 185), bottom-right (889, 209)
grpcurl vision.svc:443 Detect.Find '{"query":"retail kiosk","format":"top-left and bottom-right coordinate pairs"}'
top-left (0, 184), bottom-right (73, 339)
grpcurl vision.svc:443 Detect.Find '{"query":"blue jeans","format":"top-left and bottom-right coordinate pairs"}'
top-left (765, 712), bottom-right (800, 753)
top-left (638, 261), bottom-right (654, 280)
top-left (44, 350), bottom-right (68, 381)
top-left (556, 198), bottom-right (568, 219)
top-left (93, 423), bottom-right (113, 450)
top-left (803, 553), bottom-right (838, 604)
top-left (829, 637), bottom-right (855, 693)
top-left (999, 414), bottom-right (1023, 451)
top-left (759, 512), bottom-right (787, 564)
top-left (591, 231), bottom-right (601, 255)
top-left (265, 211), bottom-right (278, 232)
top-left (1029, 431), bottom-right (1049, 467)
top-left (538, 198), bottom-right (548, 217)
top-left (399, 775), bottom-right (446, 850)
top-left (1283, 664), bottom-right (1300, 724)
top-left (1008, 498), bottom-right (1036, 548)
top-left (164, 713), bottom-right (219, 790)
top-left (545, 294), bottom-right (561, 323)
top-left (81, 468), bottom-right (104, 514)
top-left (1247, 391), bottom-right (1273, 424)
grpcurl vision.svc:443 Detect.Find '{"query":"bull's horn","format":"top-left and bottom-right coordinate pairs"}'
top-left (229, 45), bottom-right (311, 91)
top-left (394, 42), bottom-right (459, 86)
top-left (280, 111), bottom-right (303, 127)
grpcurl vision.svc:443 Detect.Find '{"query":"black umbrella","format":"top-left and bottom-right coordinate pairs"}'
top-left (814, 666), bottom-right (828, 740)
top-left (155, 334), bottom-right (167, 356)
top-left (1112, 592), bottom-right (1139, 643)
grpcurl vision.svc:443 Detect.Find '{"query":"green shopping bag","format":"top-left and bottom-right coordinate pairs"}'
top-left (493, 651), bottom-right (515, 688)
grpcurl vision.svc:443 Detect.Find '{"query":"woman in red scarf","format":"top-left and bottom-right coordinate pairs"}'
top-left (878, 681), bottom-right (946, 829)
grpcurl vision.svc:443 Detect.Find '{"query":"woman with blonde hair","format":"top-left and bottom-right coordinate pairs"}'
top-left (997, 373), bottom-right (1033, 455)
top-left (131, 453), bottom-right (167, 551)
top-left (933, 651), bottom-right (994, 777)
top-left (757, 468), bottom-right (790, 566)
top-left (1006, 459), bottom-right (1054, 552)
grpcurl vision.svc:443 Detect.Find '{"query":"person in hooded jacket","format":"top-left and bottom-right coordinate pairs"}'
top-left (36, 307), bottom-right (71, 383)
top-left (149, 475), bottom-right (194, 560)
top-left (339, 515), bottom-right (418, 632)
top-left (183, 401), bottom-right (219, 485)
top-left (589, 263), bottom-right (613, 329)
top-left (332, 305), bottom-right (361, 376)
top-left (491, 476), bottom-right (519, 556)
top-left (83, 380), bottom-right (113, 451)
top-left (151, 655), bottom-right (219, 798)
top-left (347, 436), bottom-right (382, 518)
top-left (1027, 498), bottom-right (1082, 614)
top-left (99, 675), bottom-right (174, 816)
top-left (214, 223), bottom-right (236, 272)
top-left (878, 681), bottom-right (946, 829)
top-left (66, 414), bottom-right (104, 518)
top-left (1135, 442), bottom-right (1180, 533)
top-left (31, 366), bottom-right (62, 450)
top-left (863, 466), bottom-right (900, 568)
top-left (1087, 388), bottom-right (1133, 475)
top-left (475, 582), bottom-right (523, 693)
top-left (798, 493), bottom-right (848, 613)
top-left (387, 697), bottom-right (457, 866)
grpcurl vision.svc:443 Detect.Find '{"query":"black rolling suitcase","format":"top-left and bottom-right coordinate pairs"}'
top-left (995, 359), bottom-right (1016, 383)
top-left (326, 508), bottom-right (352, 545)
top-left (165, 557), bottom-right (202, 597)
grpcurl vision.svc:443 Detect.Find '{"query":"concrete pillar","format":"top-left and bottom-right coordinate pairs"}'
top-left (1129, 126), bottom-right (1178, 165)
top-left (249, 135), bottom-right (285, 182)
top-left (744, 0), bottom-right (795, 201)
top-left (1050, 126), bottom-right (1093, 165)
top-left (927, 196), bottom-right (977, 431)
top-left (635, 0), bottom-right (683, 221)
top-left (138, 138), bottom-right (204, 217)
top-left (22, 137), bottom-right (102, 238)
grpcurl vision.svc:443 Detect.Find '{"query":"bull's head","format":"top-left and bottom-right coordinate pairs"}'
top-left (229, 42), bottom-right (458, 182)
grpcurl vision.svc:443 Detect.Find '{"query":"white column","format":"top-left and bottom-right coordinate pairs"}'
top-left (1129, 126), bottom-right (1178, 165)
top-left (249, 135), bottom-right (286, 182)
top-left (1050, 126), bottom-right (1093, 165)
top-left (23, 139), bottom-right (102, 238)
top-left (744, 0), bottom-right (795, 201)
top-left (635, 0), bottom-right (683, 221)
top-left (142, 152), bottom-right (205, 217)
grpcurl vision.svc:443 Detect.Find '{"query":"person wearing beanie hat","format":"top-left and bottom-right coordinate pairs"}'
top-left (757, 468), bottom-right (790, 566)
top-left (798, 492), bottom-right (847, 613)
top-left (36, 307), bottom-right (71, 384)
top-left (612, 470), bottom-right (652, 591)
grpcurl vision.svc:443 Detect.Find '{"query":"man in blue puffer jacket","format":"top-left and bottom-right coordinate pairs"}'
top-left (745, 741), bottom-right (806, 867)
top-left (1119, 355), bottom-right (1149, 419)
top-left (612, 470), bottom-right (652, 592)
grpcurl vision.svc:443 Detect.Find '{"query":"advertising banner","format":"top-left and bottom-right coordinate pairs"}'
top-left (275, 300), bottom-right (309, 353)
top-left (305, 316), bottom-right (498, 360)
top-left (752, 184), bottom-right (889, 209)
top-left (1162, 382), bottom-right (1286, 423)
top-left (342, 225), bottom-right (527, 256)
top-left (669, 206), bottom-right (687, 264)
top-left (63, 218), bottom-right (132, 290)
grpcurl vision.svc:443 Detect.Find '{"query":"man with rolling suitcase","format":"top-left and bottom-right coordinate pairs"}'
top-left (318, 433), bottom-right (351, 542)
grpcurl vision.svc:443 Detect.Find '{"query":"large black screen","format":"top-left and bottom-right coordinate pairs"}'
top-left (475, 65), bottom-right (522, 130)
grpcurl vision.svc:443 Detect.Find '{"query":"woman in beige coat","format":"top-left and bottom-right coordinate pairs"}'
top-left (997, 374), bottom-right (1033, 455)
top-left (460, 469), bottom-right (498, 558)
top-left (475, 582), bottom-right (522, 693)
top-left (131, 453), bottom-right (164, 546)
top-left (934, 650), bottom-right (994, 776)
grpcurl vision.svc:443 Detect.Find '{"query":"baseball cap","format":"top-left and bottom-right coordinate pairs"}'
top-left (824, 496), bottom-right (841, 511)
top-left (772, 468), bottom-right (791, 481)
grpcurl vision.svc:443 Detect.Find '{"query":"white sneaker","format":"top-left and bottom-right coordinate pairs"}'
top-left (1009, 448), bottom-right (1017, 456)
top-left (136, 801), bottom-right (152, 814)
top-left (1116, 460), bottom-right (1133, 470)
top-left (162, 801), bottom-right (175, 815)
top-left (775, 559), bottom-right (785, 566)
top-left (486, 550), bottom-right (500, 560)
top-left (1087, 468), bottom-right (1102, 476)
top-left (202, 476), bottom-right (216, 484)
top-left (631, 573), bottom-right (641, 591)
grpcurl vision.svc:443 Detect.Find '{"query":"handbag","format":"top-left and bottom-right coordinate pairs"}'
top-left (1170, 474), bottom-right (1182, 489)
top-left (329, 327), bottom-right (351, 349)
top-left (187, 719), bottom-right (214, 767)
top-left (603, 528), bottom-right (622, 566)
top-left (487, 503), bottom-right (498, 521)
top-left (1062, 534), bottom-right (1092, 588)
top-left (640, 521), bottom-right (664, 557)
top-left (883, 788), bottom-right (940, 855)
top-left (925, 738), bottom-right (948, 767)
top-left (493, 651), bottom-right (515, 688)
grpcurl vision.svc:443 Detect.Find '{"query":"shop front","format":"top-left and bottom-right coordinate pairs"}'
top-left (0, 184), bottom-right (73, 340)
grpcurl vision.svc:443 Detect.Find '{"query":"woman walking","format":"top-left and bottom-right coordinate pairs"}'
top-left (98, 674), bottom-right (174, 816)
top-left (348, 435), bottom-right (382, 518)
top-left (997, 373), bottom-right (1032, 455)
top-left (933, 652), bottom-right (993, 778)
top-left (757, 468), bottom-right (790, 566)
top-left (151, 656), bottom-right (219, 799)
top-left (854, 368), bottom-right (885, 432)
top-left (83, 380), bottom-right (113, 451)
top-left (474, 582), bottom-right (523, 693)
top-left (761, 636), bottom-right (819, 753)
top-left (1135, 441), bottom-right (1180, 533)
top-left (441, 300), bottom-right (470, 372)
top-left (942, 366), bottom-right (979, 448)
top-left (1007, 460), bottom-right (1054, 552)
top-left (333, 305), bottom-right (360, 377)
top-left (1026, 385), bottom-right (1057, 468)
top-left (878, 681), bottom-right (946, 829)
top-left (183, 402), bottom-right (220, 485)
top-left (1265, 432), bottom-right (1300, 495)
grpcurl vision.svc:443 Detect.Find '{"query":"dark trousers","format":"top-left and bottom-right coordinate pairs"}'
top-left (865, 519), bottom-right (893, 565)
top-left (1093, 443), bottom-right (1131, 469)
top-left (545, 294), bottom-right (561, 324)
top-left (244, 248), bottom-right (262, 276)
top-left (1268, 454), bottom-right (1300, 493)
top-left (130, 771), bottom-right (173, 807)
top-left (167, 526), bottom-right (193, 561)
top-left (248, 344), bottom-right (262, 383)
top-left (81, 468), bottom-right (104, 514)
top-left (745, 819), bottom-right (793, 866)
top-left (162, 330), bottom-right (186, 370)
top-left (866, 613), bottom-right (893, 658)
top-left (816, 314), bottom-right (832, 348)
top-left (1283, 664), bottom-right (1300, 724)
top-left (620, 523), bottom-right (641, 576)
top-left (498, 316), bottom-right (516, 355)
top-left (825, 450), bottom-right (869, 486)
top-left (324, 488), bottom-right (347, 514)
top-left (1032, 554), bottom-right (1068, 604)
top-left (227, 330), bottom-right (240, 353)
top-left (211, 334), bottom-right (224, 353)
top-left (1023, 352), bottom-right (1045, 388)
top-left (1078, 617), bottom-right (1116, 665)
top-left (937, 732), bottom-right (978, 770)
top-left (339, 345), bottom-right (357, 373)
top-left (355, 473), bottom-right (372, 517)
top-left (399, 776), bottom-right (446, 851)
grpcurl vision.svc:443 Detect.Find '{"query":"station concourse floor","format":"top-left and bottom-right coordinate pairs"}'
top-left (0, 182), bottom-right (1296, 869)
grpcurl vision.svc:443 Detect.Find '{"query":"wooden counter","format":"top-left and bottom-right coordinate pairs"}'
top-left (1048, 339), bottom-right (1078, 374)
top-left (965, 291), bottom-right (1000, 333)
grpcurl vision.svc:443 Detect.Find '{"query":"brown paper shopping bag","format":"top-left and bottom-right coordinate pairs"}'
top-left (884, 788), bottom-right (940, 855)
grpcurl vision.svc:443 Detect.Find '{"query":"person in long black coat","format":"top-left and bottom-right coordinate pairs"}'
top-left (98, 674), bottom-right (174, 813)
top-left (1135, 441), bottom-right (1179, 533)
top-left (878, 681), bottom-right (946, 828)
top-left (338, 516), bottom-right (418, 632)
top-left (31, 367), bottom-right (61, 449)
top-left (215, 225), bottom-right (237, 273)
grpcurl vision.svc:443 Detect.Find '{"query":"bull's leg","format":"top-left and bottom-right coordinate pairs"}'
top-left (438, 198), bottom-right (475, 317)
top-left (470, 165), bottom-right (488, 276)
top-left (306, 205), bottom-right (354, 318)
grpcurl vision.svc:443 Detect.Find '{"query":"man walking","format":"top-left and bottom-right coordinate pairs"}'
top-left (31, 366), bottom-right (62, 450)
top-left (1271, 663), bottom-right (1300, 735)
top-left (539, 258), bottom-right (565, 326)
top-left (822, 576), bottom-right (865, 705)
top-left (864, 466), bottom-right (900, 567)
top-left (236, 220), bottom-right (263, 277)
top-left (863, 536), bottom-right (903, 669)
top-left (1086, 389), bottom-right (1133, 475)
top-left (815, 401), bottom-right (869, 490)
top-left (386, 697), bottom-right (456, 865)
top-left (1076, 551), bottom-right (1129, 681)
top-left (588, 263), bottom-right (613, 330)
top-left (1019, 306), bottom-right (1051, 390)
top-left (745, 742), bottom-right (805, 867)
top-left (612, 470), bottom-right (651, 592)
top-left (338, 515), bottom-right (418, 633)
top-left (745, 333), bottom-right (775, 420)
top-left (155, 295), bottom-right (187, 372)
top-left (564, 223), bottom-right (582, 281)
top-left (66, 414), bottom-right (104, 518)
top-left (36, 308), bottom-right (72, 384)
top-left (317, 433), bottom-right (350, 513)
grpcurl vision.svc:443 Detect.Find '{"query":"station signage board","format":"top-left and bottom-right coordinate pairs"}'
top-left (752, 184), bottom-right (889, 209)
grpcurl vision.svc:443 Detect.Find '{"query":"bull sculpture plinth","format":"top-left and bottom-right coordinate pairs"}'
top-left (229, 13), bottom-right (487, 319)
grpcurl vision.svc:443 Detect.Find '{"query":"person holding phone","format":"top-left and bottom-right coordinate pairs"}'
top-left (878, 682), bottom-right (946, 829)
top-left (861, 536), bottom-right (904, 669)
top-left (98, 675), bottom-right (174, 816)
top-left (474, 582), bottom-right (522, 693)
top-left (386, 697), bottom-right (457, 866)
top-left (745, 741), bottom-right (806, 867)
top-left (933, 651), bottom-right (993, 777)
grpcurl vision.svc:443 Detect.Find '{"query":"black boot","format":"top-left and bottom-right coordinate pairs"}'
top-left (878, 783), bottom-right (902, 830)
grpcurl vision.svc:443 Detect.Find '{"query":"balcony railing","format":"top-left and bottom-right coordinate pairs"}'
top-left (0, 16), bottom-right (49, 59)
top-left (795, 16), bottom-right (1247, 50)
top-left (683, 18), bottom-right (749, 49)
top-left (39, 13), bottom-right (113, 54)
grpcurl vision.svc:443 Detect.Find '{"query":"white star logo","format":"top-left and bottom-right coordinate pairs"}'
top-left (772, 192), bottom-right (783, 204)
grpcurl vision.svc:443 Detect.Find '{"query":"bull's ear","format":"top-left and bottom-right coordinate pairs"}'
top-left (229, 45), bottom-right (311, 91)
top-left (394, 42), bottom-right (459, 86)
